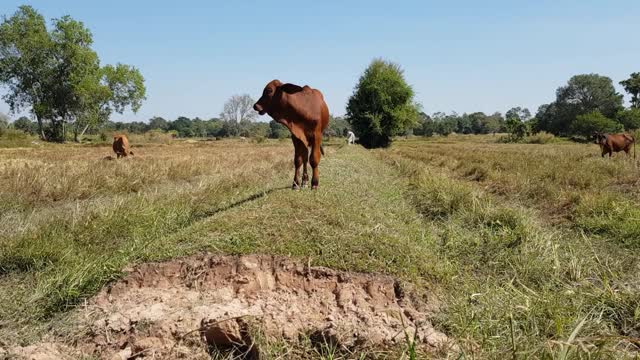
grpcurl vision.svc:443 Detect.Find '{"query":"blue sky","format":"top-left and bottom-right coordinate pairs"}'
top-left (1, 0), bottom-right (638, 122)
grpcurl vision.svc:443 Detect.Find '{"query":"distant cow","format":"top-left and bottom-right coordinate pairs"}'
top-left (594, 132), bottom-right (635, 158)
top-left (112, 134), bottom-right (134, 158)
top-left (253, 80), bottom-right (329, 190)
top-left (346, 131), bottom-right (355, 145)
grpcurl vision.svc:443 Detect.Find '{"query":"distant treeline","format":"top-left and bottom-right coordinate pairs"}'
top-left (412, 111), bottom-right (510, 136)
top-left (8, 115), bottom-right (353, 140)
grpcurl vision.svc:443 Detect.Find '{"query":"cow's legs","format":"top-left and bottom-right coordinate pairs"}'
top-left (292, 137), bottom-right (304, 190)
top-left (310, 137), bottom-right (322, 189)
top-left (301, 146), bottom-right (309, 188)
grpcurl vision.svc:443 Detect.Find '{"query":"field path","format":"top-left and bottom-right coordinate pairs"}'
top-left (158, 145), bottom-right (437, 280)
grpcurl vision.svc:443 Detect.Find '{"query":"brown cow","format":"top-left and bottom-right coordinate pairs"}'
top-left (593, 132), bottom-right (635, 158)
top-left (253, 80), bottom-right (329, 190)
top-left (112, 134), bottom-right (134, 158)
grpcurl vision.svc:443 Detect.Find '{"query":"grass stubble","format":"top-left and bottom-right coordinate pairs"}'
top-left (0, 135), bottom-right (639, 359)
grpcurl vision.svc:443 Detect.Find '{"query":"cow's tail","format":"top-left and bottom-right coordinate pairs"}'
top-left (320, 145), bottom-right (325, 156)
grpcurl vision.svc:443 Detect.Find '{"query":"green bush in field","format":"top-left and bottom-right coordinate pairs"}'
top-left (571, 111), bottom-right (623, 137)
top-left (346, 59), bottom-right (420, 148)
top-left (616, 108), bottom-right (640, 130)
top-left (505, 118), bottom-right (529, 141)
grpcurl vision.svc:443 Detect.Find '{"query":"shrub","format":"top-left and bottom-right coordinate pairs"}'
top-left (616, 108), bottom-right (640, 130)
top-left (524, 131), bottom-right (555, 144)
top-left (346, 58), bottom-right (419, 148)
top-left (571, 111), bottom-right (623, 138)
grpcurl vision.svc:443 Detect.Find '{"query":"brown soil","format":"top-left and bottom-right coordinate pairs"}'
top-left (4, 254), bottom-right (447, 359)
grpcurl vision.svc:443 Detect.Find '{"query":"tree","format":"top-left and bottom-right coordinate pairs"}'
top-left (149, 116), bottom-right (168, 130)
top-left (620, 72), bottom-right (640, 108)
top-left (169, 116), bottom-right (193, 137)
top-left (346, 59), bottom-right (419, 148)
top-left (0, 6), bottom-right (146, 142)
top-left (189, 117), bottom-right (208, 137)
top-left (247, 122), bottom-right (269, 138)
top-left (505, 118), bottom-right (529, 141)
top-left (220, 94), bottom-right (257, 123)
top-left (571, 111), bottom-right (623, 138)
top-left (432, 112), bottom-right (457, 136)
top-left (205, 118), bottom-right (223, 137)
top-left (452, 113), bottom-right (469, 134)
top-left (13, 116), bottom-right (35, 134)
top-left (616, 108), bottom-right (640, 130)
top-left (469, 112), bottom-right (488, 134)
top-left (325, 115), bottom-right (350, 138)
top-left (420, 113), bottom-right (437, 137)
top-left (483, 112), bottom-right (503, 134)
top-left (535, 103), bottom-right (561, 134)
top-left (268, 120), bottom-right (289, 139)
top-left (535, 74), bottom-right (623, 136)
top-left (505, 107), bottom-right (531, 122)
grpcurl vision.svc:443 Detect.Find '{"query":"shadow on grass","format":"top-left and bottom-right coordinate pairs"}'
top-left (193, 185), bottom-right (291, 220)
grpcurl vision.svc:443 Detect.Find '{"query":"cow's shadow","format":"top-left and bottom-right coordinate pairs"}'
top-left (194, 185), bottom-right (290, 220)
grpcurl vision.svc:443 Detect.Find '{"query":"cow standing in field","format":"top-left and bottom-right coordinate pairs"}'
top-left (594, 132), bottom-right (635, 158)
top-left (253, 80), bottom-right (329, 190)
top-left (112, 134), bottom-right (134, 158)
top-left (346, 131), bottom-right (355, 145)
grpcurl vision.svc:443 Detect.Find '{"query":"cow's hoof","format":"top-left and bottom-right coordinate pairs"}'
top-left (311, 185), bottom-right (318, 190)
top-left (301, 182), bottom-right (307, 188)
top-left (292, 184), bottom-right (301, 191)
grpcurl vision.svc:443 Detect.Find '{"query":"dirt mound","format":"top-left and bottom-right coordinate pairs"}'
top-left (6, 254), bottom-right (447, 359)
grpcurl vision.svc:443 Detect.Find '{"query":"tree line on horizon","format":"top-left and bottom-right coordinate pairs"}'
top-left (1, 5), bottom-right (639, 147)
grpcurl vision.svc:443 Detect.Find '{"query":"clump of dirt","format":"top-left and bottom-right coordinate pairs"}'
top-left (5, 254), bottom-right (447, 359)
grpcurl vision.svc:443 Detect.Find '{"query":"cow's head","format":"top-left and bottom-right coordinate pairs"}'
top-left (593, 131), bottom-right (606, 144)
top-left (253, 79), bottom-right (282, 116)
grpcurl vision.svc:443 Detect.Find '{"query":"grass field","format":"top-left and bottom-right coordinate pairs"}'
top-left (1, 135), bottom-right (639, 358)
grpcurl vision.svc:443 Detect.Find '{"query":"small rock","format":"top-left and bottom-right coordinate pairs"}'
top-left (201, 318), bottom-right (244, 348)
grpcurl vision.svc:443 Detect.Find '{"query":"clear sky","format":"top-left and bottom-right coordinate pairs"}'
top-left (1, 0), bottom-right (638, 122)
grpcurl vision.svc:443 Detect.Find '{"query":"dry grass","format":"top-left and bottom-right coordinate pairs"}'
top-left (1, 135), bottom-right (640, 359)
top-left (377, 135), bottom-right (640, 358)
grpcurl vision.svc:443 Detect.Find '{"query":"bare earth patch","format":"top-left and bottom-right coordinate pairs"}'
top-left (4, 254), bottom-right (447, 359)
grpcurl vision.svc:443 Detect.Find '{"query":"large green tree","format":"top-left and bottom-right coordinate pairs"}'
top-left (0, 6), bottom-right (146, 142)
top-left (620, 72), bottom-right (640, 108)
top-left (537, 74), bottom-right (623, 136)
top-left (346, 59), bottom-right (419, 148)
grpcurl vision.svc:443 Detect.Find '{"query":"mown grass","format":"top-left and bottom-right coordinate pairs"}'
top-left (1, 135), bottom-right (639, 359)
top-left (378, 135), bottom-right (640, 358)
top-left (0, 140), bottom-right (292, 339)
top-left (0, 139), bottom-right (439, 358)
